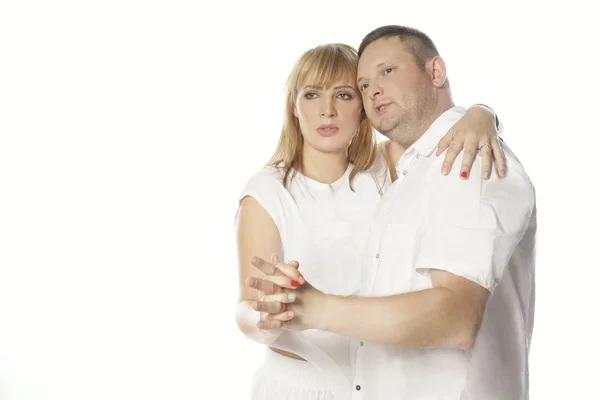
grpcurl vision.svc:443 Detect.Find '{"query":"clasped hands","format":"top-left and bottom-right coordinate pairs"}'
top-left (245, 254), bottom-right (325, 331)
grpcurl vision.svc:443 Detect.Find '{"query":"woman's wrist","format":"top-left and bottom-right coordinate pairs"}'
top-left (472, 103), bottom-right (500, 132)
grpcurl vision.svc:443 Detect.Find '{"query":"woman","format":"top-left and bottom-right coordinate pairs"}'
top-left (235, 43), bottom-right (502, 400)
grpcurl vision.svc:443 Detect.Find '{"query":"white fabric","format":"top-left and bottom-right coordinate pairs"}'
top-left (352, 106), bottom-right (537, 399)
top-left (251, 348), bottom-right (334, 400)
top-left (236, 155), bottom-right (391, 399)
top-left (235, 301), bottom-right (283, 345)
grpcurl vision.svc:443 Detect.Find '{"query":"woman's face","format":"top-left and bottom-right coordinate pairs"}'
top-left (295, 79), bottom-right (364, 155)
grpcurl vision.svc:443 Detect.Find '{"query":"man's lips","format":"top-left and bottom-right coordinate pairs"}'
top-left (374, 102), bottom-right (392, 115)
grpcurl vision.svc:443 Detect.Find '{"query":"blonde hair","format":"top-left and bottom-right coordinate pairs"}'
top-left (267, 43), bottom-right (378, 190)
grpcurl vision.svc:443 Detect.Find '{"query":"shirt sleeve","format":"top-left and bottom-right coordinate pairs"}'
top-left (235, 167), bottom-right (285, 233)
top-left (415, 154), bottom-right (535, 294)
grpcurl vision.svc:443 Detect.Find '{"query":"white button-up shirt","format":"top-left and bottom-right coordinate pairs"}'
top-left (351, 106), bottom-right (537, 399)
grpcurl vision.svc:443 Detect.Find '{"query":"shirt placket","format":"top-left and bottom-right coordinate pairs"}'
top-left (351, 338), bottom-right (365, 399)
top-left (352, 149), bottom-right (423, 398)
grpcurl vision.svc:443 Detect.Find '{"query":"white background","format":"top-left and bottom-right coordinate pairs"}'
top-left (0, 0), bottom-right (598, 399)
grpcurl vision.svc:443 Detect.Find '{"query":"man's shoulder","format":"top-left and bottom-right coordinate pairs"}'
top-left (493, 141), bottom-right (536, 210)
top-left (421, 141), bottom-right (535, 213)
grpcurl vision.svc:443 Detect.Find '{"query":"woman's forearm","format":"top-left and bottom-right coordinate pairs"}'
top-left (235, 300), bottom-right (282, 345)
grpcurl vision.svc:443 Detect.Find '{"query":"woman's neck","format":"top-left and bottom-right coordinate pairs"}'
top-left (300, 146), bottom-right (348, 184)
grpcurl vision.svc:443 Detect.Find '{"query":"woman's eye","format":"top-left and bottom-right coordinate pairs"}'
top-left (385, 68), bottom-right (393, 74)
top-left (361, 83), bottom-right (369, 90)
top-left (338, 93), bottom-right (352, 99)
top-left (305, 92), bottom-right (317, 99)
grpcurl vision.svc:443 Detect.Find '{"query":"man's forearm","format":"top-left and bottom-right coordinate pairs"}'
top-left (319, 288), bottom-right (479, 350)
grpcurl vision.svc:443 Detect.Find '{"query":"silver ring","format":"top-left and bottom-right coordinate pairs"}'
top-left (478, 143), bottom-right (491, 151)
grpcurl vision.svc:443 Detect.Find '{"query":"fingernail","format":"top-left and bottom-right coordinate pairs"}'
top-left (252, 301), bottom-right (259, 310)
top-left (500, 169), bottom-right (505, 177)
top-left (298, 276), bottom-right (305, 285)
top-left (291, 280), bottom-right (299, 288)
top-left (288, 293), bottom-right (296, 301)
top-left (483, 171), bottom-right (490, 180)
top-left (250, 256), bottom-right (258, 264)
top-left (288, 311), bottom-right (294, 318)
top-left (460, 171), bottom-right (468, 179)
top-left (442, 167), bottom-right (448, 175)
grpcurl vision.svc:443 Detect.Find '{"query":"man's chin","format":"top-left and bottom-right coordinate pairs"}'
top-left (374, 122), bottom-right (396, 136)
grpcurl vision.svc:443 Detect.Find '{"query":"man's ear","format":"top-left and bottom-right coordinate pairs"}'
top-left (428, 56), bottom-right (448, 88)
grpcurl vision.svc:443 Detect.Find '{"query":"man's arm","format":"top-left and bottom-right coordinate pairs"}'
top-left (318, 269), bottom-right (488, 350)
top-left (316, 149), bottom-right (533, 350)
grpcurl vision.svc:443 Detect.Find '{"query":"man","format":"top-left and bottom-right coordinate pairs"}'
top-left (248, 25), bottom-right (536, 399)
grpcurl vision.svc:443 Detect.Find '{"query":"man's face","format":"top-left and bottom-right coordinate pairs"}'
top-left (357, 37), bottom-right (433, 142)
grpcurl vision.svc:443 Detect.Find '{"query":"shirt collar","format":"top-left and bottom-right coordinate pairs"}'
top-left (403, 105), bottom-right (468, 159)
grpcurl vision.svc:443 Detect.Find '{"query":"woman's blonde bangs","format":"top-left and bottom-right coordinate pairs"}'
top-left (293, 44), bottom-right (359, 93)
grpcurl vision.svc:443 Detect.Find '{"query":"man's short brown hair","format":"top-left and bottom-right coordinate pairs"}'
top-left (358, 25), bottom-right (440, 71)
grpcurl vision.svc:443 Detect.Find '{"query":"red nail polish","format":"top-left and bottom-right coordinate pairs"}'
top-left (460, 171), bottom-right (468, 179)
top-left (291, 280), bottom-right (299, 287)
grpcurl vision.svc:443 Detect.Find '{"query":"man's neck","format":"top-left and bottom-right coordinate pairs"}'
top-left (394, 100), bottom-right (455, 151)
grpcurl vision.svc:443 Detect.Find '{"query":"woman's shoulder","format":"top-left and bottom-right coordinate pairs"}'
top-left (361, 142), bottom-right (392, 178)
top-left (372, 142), bottom-right (391, 172)
top-left (349, 142), bottom-right (392, 193)
top-left (241, 163), bottom-right (286, 193)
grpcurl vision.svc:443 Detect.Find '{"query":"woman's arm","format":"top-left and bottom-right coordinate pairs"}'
top-left (235, 195), bottom-right (286, 342)
top-left (380, 105), bottom-right (505, 183)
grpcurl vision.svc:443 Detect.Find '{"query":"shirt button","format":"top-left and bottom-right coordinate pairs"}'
top-left (360, 341), bottom-right (364, 346)
top-left (402, 170), bottom-right (408, 175)
top-left (375, 254), bottom-right (379, 259)
top-left (356, 385), bottom-right (361, 391)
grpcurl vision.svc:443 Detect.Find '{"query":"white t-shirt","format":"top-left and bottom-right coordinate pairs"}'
top-left (353, 106), bottom-right (537, 400)
top-left (237, 152), bottom-right (390, 399)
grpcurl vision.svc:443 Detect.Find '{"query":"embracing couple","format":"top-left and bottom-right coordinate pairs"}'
top-left (235, 24), bottom-right (536, 400)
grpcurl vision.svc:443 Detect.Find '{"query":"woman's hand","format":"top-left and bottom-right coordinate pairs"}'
top-left (436, 105), bottom-right (506, 180)
top-left (245, 254), bottom-right (303, 329)
top-left (246, 255), bottom-right (326, 331)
